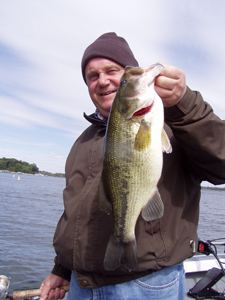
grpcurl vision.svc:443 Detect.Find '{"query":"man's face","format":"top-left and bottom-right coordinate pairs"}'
top-left (85, 58), bottom-right (124, 118)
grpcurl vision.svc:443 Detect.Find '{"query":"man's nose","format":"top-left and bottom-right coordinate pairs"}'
top-left (98, 73), bottom-right (110, 86)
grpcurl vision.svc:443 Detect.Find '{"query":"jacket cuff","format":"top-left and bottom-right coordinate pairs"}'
top-left (51, 257), bottom-right (71, 282)
top-left (164, 86), bottom-right (197, 121)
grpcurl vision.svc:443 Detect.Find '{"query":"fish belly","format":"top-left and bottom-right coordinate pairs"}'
top-left (101, 111), bottom-right (163, 271)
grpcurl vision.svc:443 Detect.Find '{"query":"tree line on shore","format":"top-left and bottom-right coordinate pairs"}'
top-left (0, 157), bottom-right (65, 177)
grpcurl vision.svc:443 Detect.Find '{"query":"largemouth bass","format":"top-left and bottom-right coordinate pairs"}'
top-left (98, 63), bottom-right (172, 271)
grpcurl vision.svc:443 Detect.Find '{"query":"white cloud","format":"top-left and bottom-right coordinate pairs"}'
top-left (0, 0), bottom-right (225, 173)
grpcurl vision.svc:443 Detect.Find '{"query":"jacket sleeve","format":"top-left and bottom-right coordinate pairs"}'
top-left (51, 256), bottom-right (72, 281)
top-left (164, 86), bottom-right (225, 185)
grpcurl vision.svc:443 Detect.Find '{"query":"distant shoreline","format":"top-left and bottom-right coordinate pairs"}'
top-left (201, 186), bottom-right (225, 191)
top-left (0, 169), bottom-right (65, 178)
top-left (1, 170), bottom-right (225, 190)
top-left (0, 157), bottom-right (65, 178)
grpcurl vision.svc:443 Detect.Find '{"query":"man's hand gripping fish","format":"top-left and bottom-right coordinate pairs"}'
top-left (98, 64), bottom-right (172, 272)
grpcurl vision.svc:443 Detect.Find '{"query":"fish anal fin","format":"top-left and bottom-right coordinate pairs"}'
top-left (141, 189), bottom-right (164, 221)
top-left (134, 120), bottom-right (151, 152)
top-left (104, 234), bottom-right (137, 272)
top-left (161, 128), bottom-right (172, 153)
top-left (98, 179), bottom-right (112, 215)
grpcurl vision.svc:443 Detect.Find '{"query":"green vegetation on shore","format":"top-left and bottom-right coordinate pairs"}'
top-left (0, 157), bottom-right (65, 177)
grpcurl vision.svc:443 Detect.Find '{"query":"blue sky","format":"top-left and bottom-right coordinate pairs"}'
top-left (1, 1), bottom-right (225, 186)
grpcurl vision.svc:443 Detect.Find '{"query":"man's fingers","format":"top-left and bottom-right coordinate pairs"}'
top-left (155, 76), bottom-right (176, 91)
top-left (40, 285), bottom-right (51, 300)
top-left (154, 62), bottom-right (186, 107)
top-left (41, 287), bottom-right (66, 300)
top-left (157, 62), bottom-right (181, 79)
top-left (59, 288), bottom-right (66, 299)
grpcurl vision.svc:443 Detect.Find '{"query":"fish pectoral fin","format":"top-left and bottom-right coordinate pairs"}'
top-left (98, 179), bottom-right (112, 215)
top-left (161, 128), bottom-right (172, 153)
top-left (141, 189), bottom-right (164, 221)
top-left (104, 234), bottom-right (137, 272)
top-left (134, 120), bottom-right (151, 152)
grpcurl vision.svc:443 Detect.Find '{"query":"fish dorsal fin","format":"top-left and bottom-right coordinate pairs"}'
top-left (98, 178), bottom-right (112, 214)
top-left (134, 120), bottom-right (151, 152)
top-left (141, 189), bottom-right (164, 221)
top-left (161, 128), bottom-right (172, 153)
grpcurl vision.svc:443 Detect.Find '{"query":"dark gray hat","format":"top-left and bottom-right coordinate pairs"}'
top-left (81, 32), bottom-right (139, 83)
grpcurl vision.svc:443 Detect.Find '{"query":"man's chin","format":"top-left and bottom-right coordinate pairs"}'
top-left (98, 102), bottom-right (114, 118)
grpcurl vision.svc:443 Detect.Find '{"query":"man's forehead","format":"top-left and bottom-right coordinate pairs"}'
top-left (86, 57), bottom-right (123, 72)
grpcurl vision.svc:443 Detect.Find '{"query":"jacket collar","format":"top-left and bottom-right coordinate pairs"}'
top-left (83, 111), bottom-right (107, 126)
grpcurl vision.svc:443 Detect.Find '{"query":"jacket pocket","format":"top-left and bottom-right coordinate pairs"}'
top-left (145, 218), bottom-right (167, 260)
top-left (135, 216), bottom-right (167, 269)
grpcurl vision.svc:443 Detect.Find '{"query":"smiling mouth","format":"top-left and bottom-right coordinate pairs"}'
top-left (100, 90), bottom-right (117, 96)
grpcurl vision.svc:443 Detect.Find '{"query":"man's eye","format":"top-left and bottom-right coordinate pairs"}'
top-left (108, 69), bottom-right (118, 75)
top-left (90, 74), bottom-right (98, 81)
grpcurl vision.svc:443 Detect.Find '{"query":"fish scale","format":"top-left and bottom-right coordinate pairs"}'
top-left (98, 64), bottom-right (172, 271)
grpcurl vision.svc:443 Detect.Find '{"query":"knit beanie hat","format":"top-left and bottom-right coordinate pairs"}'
top-left (81, 32), bottom-right (139, 83)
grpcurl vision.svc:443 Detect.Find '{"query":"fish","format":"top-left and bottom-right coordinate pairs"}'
top-left (98, 63), bottom-right (172, 272)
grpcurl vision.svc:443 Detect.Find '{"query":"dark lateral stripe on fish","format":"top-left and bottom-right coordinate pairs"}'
top-left (133, 103), bottom-right (153, 117)
top-left (115, 178), bottom-right (129, 241)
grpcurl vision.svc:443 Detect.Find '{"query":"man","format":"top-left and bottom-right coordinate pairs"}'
top-left (40, 32), bottom-right (225, 300)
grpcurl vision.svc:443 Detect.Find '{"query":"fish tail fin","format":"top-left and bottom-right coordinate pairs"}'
top-left (104, 234), bottom-right (138, 272)
top-left (123, 240), bottom-right (138, 271)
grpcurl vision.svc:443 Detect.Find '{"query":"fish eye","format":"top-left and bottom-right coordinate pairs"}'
top-left (120, 79), bottom-right (127, 86)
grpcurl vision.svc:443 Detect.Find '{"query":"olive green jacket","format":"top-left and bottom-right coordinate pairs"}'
top-left (52, 87), bottom-right (225, 288)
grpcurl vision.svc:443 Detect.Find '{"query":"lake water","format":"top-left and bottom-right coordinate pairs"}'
top-left (0, 172), bottom-right (225, 293)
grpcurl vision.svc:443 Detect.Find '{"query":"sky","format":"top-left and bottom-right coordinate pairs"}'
top-left (0, 1), bottom-right (225, 186)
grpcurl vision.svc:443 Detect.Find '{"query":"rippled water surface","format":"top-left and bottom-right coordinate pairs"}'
top-left (0, 172), bottom-right (224, 293)
top-left (0, 172), bottom-right (65, 292)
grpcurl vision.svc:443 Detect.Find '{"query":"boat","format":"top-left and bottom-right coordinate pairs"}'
top-left (1, 239), bottom-right (224, 300)
top-left (184, 239), bottom-right (225, 299)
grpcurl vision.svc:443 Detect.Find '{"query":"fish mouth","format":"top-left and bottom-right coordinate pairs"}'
top-left (133, 102), bottom-right (154, 117)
